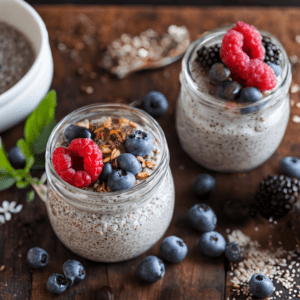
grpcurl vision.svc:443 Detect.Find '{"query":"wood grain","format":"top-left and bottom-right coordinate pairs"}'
top-left (1, 6), bottom-right (300, 300)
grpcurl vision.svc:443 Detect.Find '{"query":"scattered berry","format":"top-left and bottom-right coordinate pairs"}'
top-left (225, 242), bottom-right (243, 262)
top-left (46, 273), bottom-right (69, 294)
top-left (208, 63), bottom-right (231, 83)
top-left (249, 274), bottom-right (274, 298)
top-left (223, 199), bottom-right (251, 224)
top-left (63, 124), bottom-right (92, 145)
top-left (117, 153), bottom-right (142, 175)
top-left (8, 146), bottom-right (26, 169)
top-left (188, 204), bottom-right (217, 232)
top-left (52, 138), bottom-right (103, 188)
top-left (27, 247), bottom-right (49, 269)
top-left (262, 36), bottom-right (282, 65)
top-left (255, 175), bottom-right (300, 219)
top-left (62, 260), bottom-right (86, 287)
top-left (239, 87), bottom-right (262, 103)
top-left (142, 91), bottom-right (168, 117)
top-left (245, 59), bottom-right (277, 92)
top-left (216, 80), bottom-right (241, 101)
top-left (192, 174), bottom-right (216, 198)
top-left (137, 256), bottom-right (165, 283)
top-left (196, 44), bottom-right (222, 69)
top-left (99, 163), bottom-right (113, 181)
top-left (160, 236), bottom-right (188, 263)
top-left (198, 231), bottom-right (226, 258)
top-left (124, 130), bottom-right (154, 157)
top-left (280, 157), bottom-right (300, 179)
top-left (108, 169), bottom-right (136, 192)
top-left (268, 61), bottom-right (281, 77)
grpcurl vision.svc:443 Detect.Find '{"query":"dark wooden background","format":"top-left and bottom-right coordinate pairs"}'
top-left (26, 0), bottom-right (300, 6)
top-left (1, 5), bottom-right (300, 300)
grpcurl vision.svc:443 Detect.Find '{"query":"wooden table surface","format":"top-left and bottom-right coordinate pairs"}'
top-left (1, 5), bottom-right (300, 300)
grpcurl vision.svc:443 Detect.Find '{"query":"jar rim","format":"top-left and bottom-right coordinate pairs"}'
top-left (182, 24), bottom-right (291, 111)
top-left (45, 103), bottom-right (169, 209)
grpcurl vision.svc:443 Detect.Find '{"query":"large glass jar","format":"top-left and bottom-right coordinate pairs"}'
top-left (176, 26), bottom-right (292, 172)
top-left (45, 104), bottom-right (175, 262)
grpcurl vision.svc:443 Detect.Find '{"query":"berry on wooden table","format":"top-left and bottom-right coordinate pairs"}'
top-left (188, 204), bottom-right (217, 232)
top-left (137, 256), bottom-right (165, 283)
top-left (198, 231), bottom-right (226, 258)
top-left (27, 247), bottom-right (49, 269)
top-left (62, 260), bottom-right (86, 287)
top-left (249, 274), bottom-right (274, 298)
top-left (160, 236), bottom-right (188, 263)
top-left (142, 91), bottom-right (168, 117)
top-left (280, 157), bottom-right (300, 179)
top-left (46, 273), bottom-right (69, 294)
top-left (8, 146), bottom-right (26, 169)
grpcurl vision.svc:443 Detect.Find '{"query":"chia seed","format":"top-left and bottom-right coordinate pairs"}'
top-left (0, 22), bottom-right (35, 95)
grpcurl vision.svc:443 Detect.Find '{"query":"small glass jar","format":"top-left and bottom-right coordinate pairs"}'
top-left (176, 26), bottom-right (292, 172)
top-left (45, 104), bottom-right (175, 262)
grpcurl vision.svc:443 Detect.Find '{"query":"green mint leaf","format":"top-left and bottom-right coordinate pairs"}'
top-left (16, 139), bottom-right (34, 174)
top-left (27, 190), bottom-right (35, 202)
top-left (31, 119), bottom-right (57, 155)
top-left (0, 138), bottom-right (18, 178)
top-left (0, 172), bottom-right (16, 191)
top-left (16, 180), bottom-right (30, 189)
top-left (31, 154), bottom-right (45, 170)
top-left (24, 90), bottom-right (57, 145)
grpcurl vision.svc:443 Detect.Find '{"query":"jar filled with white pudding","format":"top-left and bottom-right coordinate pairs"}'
top-left (45, 104), bottom-right (175, 262)
top-left (176, 24), bottom-right (291, 172)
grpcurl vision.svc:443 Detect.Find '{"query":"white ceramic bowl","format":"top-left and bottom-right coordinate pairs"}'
top-left (0, 0), bottom-right (53, 133)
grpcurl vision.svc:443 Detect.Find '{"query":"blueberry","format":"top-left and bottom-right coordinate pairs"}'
top-left (117, 153), bottom-right (142, 175)
top-left (239, 87), bottom-right (262, 103)
top-left (108, 169), bottom-right (136, 192)
top-left (142, 91), bottom-right (168, 117)
top-left (192, 174), bottom-right (216, 198)
top-left (198, 231), bottom-right (226, 258)
top-left (8, 146), bottom-right (26, 169)
top-left (63, 124), bottom-right (92, 144)
top-left (124, 130), bottom-right (154, 157)
top-left (280, 156), bottom-right (300, 179)
top-left (46, 273), bottom-right (69, 294)
top-left (160, 236), bottom-right (188, 263)
top-left (209, 63), bottom-right (231, 83)
top-left (223, 199), bottom-right (251, 224)
top-left (240, 101), bottom-right (267, 115)
top-left (99, 163), bottom-right (113, 181)
top-left (225, 242), bottom-right (243, 262)
top-left (249, 274), bottom-right (274, 298)
top-left (62, 260), bottom-right (86, 287)
top-left (268, 62), bottom-right (281, 77)
top-left (27, 247), bottom-right (49, 268)
top-left (216, 80), bottom-right (241, 101)
top-left (188, 204), bottom-right (217, 232)
top-left (137, 256), bottom-right (165, 283)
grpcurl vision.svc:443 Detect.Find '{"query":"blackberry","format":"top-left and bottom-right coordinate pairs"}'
top-left (255, 175), bottom-right (300, 219)
top-left (262, 36), bottom-right (282, 65)
top-left (196, 44), bottom-right (222, 69)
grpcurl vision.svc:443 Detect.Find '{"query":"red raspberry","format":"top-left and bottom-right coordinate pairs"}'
top-left (245, 59), bottom-right (277, 92)
top-left (221, 30), bottom-right (250, 76)
top-left (232, 21), bottom-right (265, 61)
top-left (221, 22), bottom-right (276, 91)
top-left (52, 138), bottom-right (103, 188)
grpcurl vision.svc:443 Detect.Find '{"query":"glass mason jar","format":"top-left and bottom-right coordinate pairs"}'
top-left (176, 26), bottom-right (292, 172)
top-left (45, 104), bottom-right (175, 262)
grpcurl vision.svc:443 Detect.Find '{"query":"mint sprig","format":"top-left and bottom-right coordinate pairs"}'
top-left (0, 90), bottom-right (57, 199)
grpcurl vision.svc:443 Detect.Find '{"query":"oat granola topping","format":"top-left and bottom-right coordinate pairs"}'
top-left (80, 117), bottom-right (157, 193)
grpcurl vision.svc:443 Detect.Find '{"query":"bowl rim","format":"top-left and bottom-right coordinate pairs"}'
top-left (0, 0), bottom-right (49, 106)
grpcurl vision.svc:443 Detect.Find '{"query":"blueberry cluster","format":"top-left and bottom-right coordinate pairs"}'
top-left (103, 129), bottom-right (154, 192)
top-left (27, 247), bottom-right (85, 294)
top-left (137, 236), bottom-right (188, 283)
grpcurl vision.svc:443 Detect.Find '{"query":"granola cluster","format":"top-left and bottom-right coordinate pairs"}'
top-left (76, 117), bottom-right (157, 193)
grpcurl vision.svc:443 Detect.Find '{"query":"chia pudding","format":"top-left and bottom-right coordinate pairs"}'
top-left (0, 22), bottom-right (35, 95)
top-left (176, 24), bottom-right (292, 172)
top-left (46, 104), bottom-right (175, 262)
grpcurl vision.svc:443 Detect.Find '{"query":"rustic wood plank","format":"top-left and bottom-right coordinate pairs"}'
top-left (1, 5), bottom-right (300, 300)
